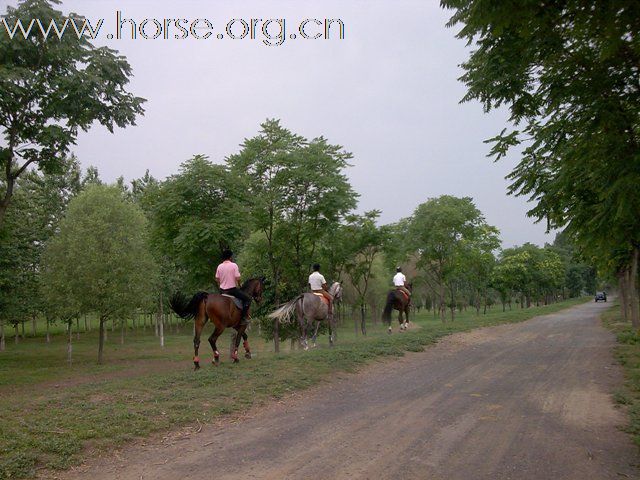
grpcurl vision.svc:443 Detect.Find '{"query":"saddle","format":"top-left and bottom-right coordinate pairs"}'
top-left (396, 288), bottom-right (410, 301)
top-left (221, 294), bottom-right (244, 310)
top-left (313, 292), bottom-right (330, 306)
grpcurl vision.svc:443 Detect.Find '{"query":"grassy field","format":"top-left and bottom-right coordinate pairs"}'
top-left (601, 305), bottom-right (640, 449)
top-left (0, 298), bottom-right (589, 479)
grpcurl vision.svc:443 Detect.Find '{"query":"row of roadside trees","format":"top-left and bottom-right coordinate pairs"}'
top-left (441, 0), bottom-right (640, 329)
top-left (0, 120), bottom-right (599, 362)
top-left (0, 1), bottom-right (613, 363)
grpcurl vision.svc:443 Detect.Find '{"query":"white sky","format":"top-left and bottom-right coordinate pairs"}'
top-left (1, 0), bottom-right (555, 247)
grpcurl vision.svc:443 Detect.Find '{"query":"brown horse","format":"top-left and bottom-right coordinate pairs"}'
top-left (170, 277), bottom-right (265, 369)
top-left (382, 284), bottom-right (412, 333)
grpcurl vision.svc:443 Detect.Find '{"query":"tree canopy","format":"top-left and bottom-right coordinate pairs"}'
top-left (442, 0), bottom-right (640, 327)
top-left (0, 0), bottom-right (145, 227)
top-left (41, 184), bottom-right (157, 363)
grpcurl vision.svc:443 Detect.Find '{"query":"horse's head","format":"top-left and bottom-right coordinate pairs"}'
top-left (329, 282), bottom-right (343, 302)
top-left (246, 276), bottom-right (266, 304)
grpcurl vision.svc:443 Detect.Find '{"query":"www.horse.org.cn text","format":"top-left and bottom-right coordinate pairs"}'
top-left (1, 12), bottom-right (346, 47)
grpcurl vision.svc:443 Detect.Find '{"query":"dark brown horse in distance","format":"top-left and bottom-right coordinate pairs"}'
top-left (170, 277), bottom-right (265, 369)
top-left (382, 284), bottom-right (411, 333)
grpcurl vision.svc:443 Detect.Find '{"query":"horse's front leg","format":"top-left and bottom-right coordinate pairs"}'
top-left (241, 331), bottom-right (251, 359)
top-left (328, 314), bottom-right (336, 347)
top-left (231, 324), bottom-right (247, 363)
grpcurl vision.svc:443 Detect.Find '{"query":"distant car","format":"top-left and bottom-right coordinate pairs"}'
top-left (595, 292), bottom-right (607, 302)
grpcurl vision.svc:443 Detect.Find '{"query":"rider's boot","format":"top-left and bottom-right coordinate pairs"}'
top-left (240, 304), bottom-right (250, 326)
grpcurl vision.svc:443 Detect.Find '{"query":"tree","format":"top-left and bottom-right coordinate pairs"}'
top-left (228, 119), bottom-right (357, 350)
top-left (442, 0), bottom-right (640, 328)
top-left (0, 0), bottom-right (145, 227)
top-left (409, 195), bottom-right (499, 321)
top-left (149, 155), bottom-right (248, 291)
top-left (41, 185), bottom-right (157, 363)
top-left (0, 156), bottom-right (81, 341)
top-left (343, 211), bottom-right (388, 335)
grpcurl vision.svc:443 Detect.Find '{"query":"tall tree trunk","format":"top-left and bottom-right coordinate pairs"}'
top-left (98, 316), bottom-right (106, 364)
top-left (120, 319), bottom-right (125, 345)
top-left (46, 318), bottom-right (50, 343)
top-left (0, 153), bottom-right (16, 230)
top-left (67, 322), bottom-right (73, 365)
top-left (84, 314), bottom-right (89, 332)
top-left (630, 247), bottom-right (640, 330)
top-left (31, 314), bottom-right (37, 337)
top-left (360, 303), bottom-right (366, 336)
top-left (76, 317), bottom-right (80, 340)
top-left (14, 325), bottom-right (19, 344)
top-left (21, 320), bottom-right (25, 339)
top-left (619, 271), bottom-right (629, 321)
top-left (273, 271), bottom-right (280, 353)
top-left (159, 293), bottom-right (165, 348)
top-left (0, 322), bottom-right (5, 351)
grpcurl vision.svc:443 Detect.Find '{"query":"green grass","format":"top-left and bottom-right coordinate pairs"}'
top-left (601, 305), bottom-right (640, 448)
top-left (0, 298), bottom-right (589, 479)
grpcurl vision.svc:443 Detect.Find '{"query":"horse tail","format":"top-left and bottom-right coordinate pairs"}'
top-left (169, 291), bottom-right (208, 320)
top-left (268, 295), bottom-right (303, 325)
top-left (382, 290), bottom-right (395, 324)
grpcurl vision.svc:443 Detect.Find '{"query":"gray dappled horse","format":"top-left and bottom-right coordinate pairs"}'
top-left (269, 282), bottom-right (342, 349)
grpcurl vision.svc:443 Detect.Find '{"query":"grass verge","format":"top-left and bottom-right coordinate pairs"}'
top-left (601, 305), bottom-right (640, 448)
top-left (0, 297), bottom-right (588, 479)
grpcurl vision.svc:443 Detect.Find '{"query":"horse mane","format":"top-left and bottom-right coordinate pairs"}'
top-left (240, 277), bottom-right (265, 291)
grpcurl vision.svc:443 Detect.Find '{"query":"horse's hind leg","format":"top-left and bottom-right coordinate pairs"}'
top-left (193, 306), bottom-right (208, 370)
top-left (312, 321), bottom-right (320, 348)
top-left (241, 331), bottom-right (251, 359)
top-left (296, 301), bottom-right (309, 350)
top-left (208, 324), bottom-right (224, 365)
top-left (404, 305), bottom-right (410, 329)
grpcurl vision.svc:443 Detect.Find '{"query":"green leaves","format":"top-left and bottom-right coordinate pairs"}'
top-left (41, 185), bottom-right (158, 321)
top-left (443, 0), bottom-right (640, 277)
top-left (0, 0), bottom-right (145, 227)
top-left (148, 155), bottom-right (248, 291)
top-left (228, 119), bottom-right (358, 296)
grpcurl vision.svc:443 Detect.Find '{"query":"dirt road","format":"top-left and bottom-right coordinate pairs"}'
top-left (63, 301), bottom-right (638, 479)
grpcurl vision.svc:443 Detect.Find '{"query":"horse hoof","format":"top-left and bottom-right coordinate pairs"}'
top-left (244, 352), bottom-right (252, 359)
top-left (212, 357), bottom-right (220, 366)
top-left (194, 363), bottom-right (200, 371)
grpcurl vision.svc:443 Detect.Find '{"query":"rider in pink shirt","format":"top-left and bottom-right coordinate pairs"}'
top-left (215, 249), bottom-right (251, 324)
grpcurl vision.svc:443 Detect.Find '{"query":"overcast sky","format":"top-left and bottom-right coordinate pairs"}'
top-left (2, 0), bottom-right (555, 247)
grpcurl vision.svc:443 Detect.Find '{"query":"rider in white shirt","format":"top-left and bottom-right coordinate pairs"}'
top-left (393, 267), bottom-right (412, 298)
top-left (309, 263), bottom-right (333, 315)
